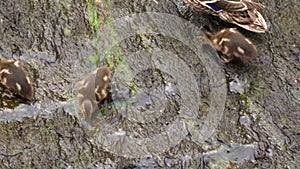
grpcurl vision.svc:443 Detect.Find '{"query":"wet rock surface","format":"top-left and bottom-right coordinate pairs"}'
top-left (0, 0), bottom-right (299, 168)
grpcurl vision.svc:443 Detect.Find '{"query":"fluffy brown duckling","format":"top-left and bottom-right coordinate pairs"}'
top-left (0, 60), bottom-right (34, 101)
top-left (77, 66), bottom-right (111, 120)
top-left (204, 28), bottom-right (259, 63)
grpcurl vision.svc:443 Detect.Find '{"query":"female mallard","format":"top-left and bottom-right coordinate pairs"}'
top-left (185, 0), bottom-right (268, 33)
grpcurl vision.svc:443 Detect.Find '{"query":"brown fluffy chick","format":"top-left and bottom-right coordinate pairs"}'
top-left (77, 66), bottom-right (111, 121)
top-left (0, 60), bottom-right (34, 101)
top-left (204, 28), bottom-right (259, 63)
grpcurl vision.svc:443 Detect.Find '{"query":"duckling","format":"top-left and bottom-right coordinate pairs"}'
top-left (185, 0), bottom-right (268, 33)
top-left (204, 28), bottom-right (258, 63)
top-left (77, 66), bottom-right (111, 120)
top-left (0, 60), bottom-right (34, 101)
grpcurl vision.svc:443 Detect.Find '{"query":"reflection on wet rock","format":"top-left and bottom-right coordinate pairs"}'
top-left (131, 157), bottom-right (159, 169)
top-left (229, 76), bottom-right (250, 94)
top-left (0, 104), bottom-right (42, 122)
top-left (0, 60), bottom-right (34, 101)
top-left (203, 143), bottom-right (257, 167)
top-left (112, 68), bottom-right (181, 124)
top-left (77, 66), bottom-right (111, 121)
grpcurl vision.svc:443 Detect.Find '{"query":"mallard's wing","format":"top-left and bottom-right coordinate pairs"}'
top-left (186, 0), bottom-right (264, 11)
top-left (212, 0), bottom-right (265, 11)
top-left (185, 0), bottom-right (267, 33)
top-left (185, 0), bottom-right (210, 12)
top-left (218, 9), bottom-right (267, 33)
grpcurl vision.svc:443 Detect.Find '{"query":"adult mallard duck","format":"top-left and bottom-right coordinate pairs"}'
top-left (185, 0), bottom-right (268, 33)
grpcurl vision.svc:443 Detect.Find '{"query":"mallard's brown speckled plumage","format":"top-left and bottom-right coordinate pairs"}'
top-left (185, 0), bottom-right (268, 33)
